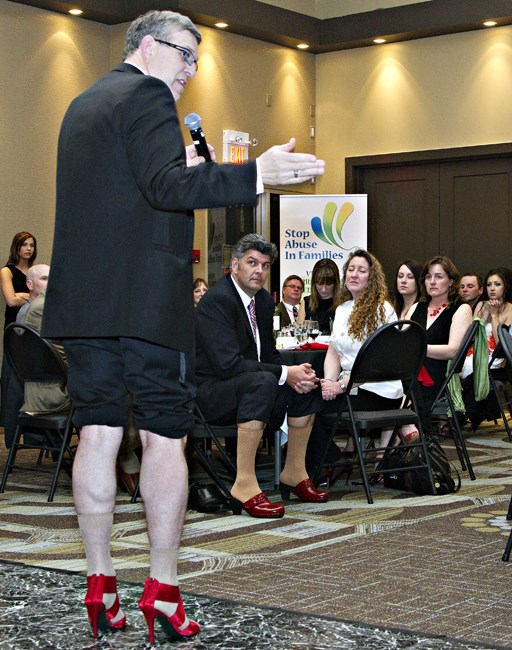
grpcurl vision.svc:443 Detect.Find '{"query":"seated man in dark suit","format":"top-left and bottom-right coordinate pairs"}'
top-left (195, 234), bottom-right (328, 519)
top-left (278, 274), bottom-right (304, 328)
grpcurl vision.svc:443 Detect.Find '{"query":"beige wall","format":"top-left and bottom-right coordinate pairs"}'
top-left (0, 0), bottom-right (110, 266)
top-left (0, 1), bottom-right (315, 293)
top-left (3, 0), bottom-right (512, 296)
top-left (315, 25), bottom-right (512, 193)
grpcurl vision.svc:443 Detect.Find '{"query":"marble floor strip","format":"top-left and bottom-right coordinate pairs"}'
top-left (0, 561), bottom-right (505, 650)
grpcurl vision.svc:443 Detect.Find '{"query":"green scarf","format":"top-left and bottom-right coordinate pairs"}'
top-left (447, 317), bottom-right (489, 415)
top-left (472, 317), bottom-right (490, 402)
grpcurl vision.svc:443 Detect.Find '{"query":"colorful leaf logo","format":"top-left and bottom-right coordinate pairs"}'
top-left (311, 201), bottom-right (355, 249)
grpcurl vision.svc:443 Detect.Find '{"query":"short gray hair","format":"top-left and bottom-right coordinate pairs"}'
top-left (26, 264), bottom-right (49, 282)
top-left (123, 10), bottom-right (202, 58)
top-left (231, 234), bottom-right (278, 267)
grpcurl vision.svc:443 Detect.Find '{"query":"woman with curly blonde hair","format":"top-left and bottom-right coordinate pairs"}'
top-left (306, 250), bottom-right (403, 484)
top-left (338, 249), bottom-right (388, 340)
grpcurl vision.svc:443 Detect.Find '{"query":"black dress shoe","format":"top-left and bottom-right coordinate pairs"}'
top-left (188, 483), bottom-right (230, 514)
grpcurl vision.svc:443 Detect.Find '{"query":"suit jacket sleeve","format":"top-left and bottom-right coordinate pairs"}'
top-left (196, 280), bottom-right (282, 381)
top-left (278, 302), bottom-right (291, 327)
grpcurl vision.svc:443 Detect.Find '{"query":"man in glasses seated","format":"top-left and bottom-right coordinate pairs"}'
top-left (278, 275), bottom-right (304, 328)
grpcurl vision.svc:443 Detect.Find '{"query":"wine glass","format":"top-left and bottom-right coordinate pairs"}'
top-left (308, 320), bottom-right (320, 342)
top-left (296, 323), bottom-right (307, 343)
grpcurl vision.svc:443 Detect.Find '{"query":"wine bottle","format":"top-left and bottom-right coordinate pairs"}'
top-left (273, 292), bottom-right (281, 339)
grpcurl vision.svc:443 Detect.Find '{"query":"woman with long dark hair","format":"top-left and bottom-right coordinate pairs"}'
top-left (1, 231), bottom-right (38, 448)
top-left (461, 267), bottom-right (512, 430)
top-left (392, 259), bottom-right (422, 320)
top-left (299, 258), bottom-right (342, 334)
top-left (1, 231), bottom-right (37, 328)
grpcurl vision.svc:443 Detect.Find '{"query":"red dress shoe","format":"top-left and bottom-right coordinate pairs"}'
top-left (280, 478), bottom-right (329, 502)
top-left (230, 491), bottom-right (285, 518)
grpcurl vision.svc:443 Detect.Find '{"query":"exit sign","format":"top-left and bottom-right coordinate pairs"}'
top-left (223, 129), bottom-right (249, 164)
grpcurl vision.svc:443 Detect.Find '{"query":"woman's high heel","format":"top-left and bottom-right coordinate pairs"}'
top-left (84, 574), bottom-right (126, 638)
top-left (138, 577), bottom-right (200, 643)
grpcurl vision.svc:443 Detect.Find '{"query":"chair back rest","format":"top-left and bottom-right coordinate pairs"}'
top-left (429, 319), bottom-right (480, 409)
top-left (349, 320), bottom-right (426, 388)
top-left (498, 324), bottom-right (512, 367)
top-left (3, 323), bottom-right (67, 384)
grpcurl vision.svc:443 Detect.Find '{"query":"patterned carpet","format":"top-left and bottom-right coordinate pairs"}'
top-left (1, 423), bottom-right (512, 648)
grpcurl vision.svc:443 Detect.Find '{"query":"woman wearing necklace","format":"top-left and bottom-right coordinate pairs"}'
top-left (408, 255), bottom-right (472, 418)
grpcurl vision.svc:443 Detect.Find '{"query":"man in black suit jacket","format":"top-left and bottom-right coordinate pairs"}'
top-left (196, 234), bottom-right (328, 520)
top-left (277, 274), bottom-right (304, 328)
top-left (41, 10), bottom-right (325, 642)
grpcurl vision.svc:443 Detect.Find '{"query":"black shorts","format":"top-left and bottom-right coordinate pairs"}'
top-left (62, 337), bottom-right (195, 438)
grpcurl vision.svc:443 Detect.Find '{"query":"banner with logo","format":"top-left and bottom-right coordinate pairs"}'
top-left (279, 195), bottom-right (367, 294)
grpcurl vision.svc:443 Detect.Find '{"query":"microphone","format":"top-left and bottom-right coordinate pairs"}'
top-left (184, 112), bottom-right (211, 162)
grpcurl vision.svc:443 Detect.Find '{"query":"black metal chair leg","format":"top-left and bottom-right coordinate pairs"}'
top-left (502, 527), bottom-right (512, 561)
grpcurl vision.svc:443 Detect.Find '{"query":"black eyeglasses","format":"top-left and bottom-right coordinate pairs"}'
top-left (154, 38), bottom-right (198, 69)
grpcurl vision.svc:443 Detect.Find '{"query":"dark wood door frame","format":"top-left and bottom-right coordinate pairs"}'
top-left (346, 142), bottom-right (512, 193)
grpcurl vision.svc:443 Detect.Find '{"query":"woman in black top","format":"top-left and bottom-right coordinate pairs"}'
top-left (1, 231), bottom-right (37, 448)
top-left (1, 231), bottom-right (37, 328)
top-left (409, 255), bottom-right (472, 413)
top-left (300, 258), bottom-right (342, 334)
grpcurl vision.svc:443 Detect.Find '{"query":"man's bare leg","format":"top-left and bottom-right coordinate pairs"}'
top-left (138, 431), bottom-right (188, 586)
top-left (137, 430), bottom-right (199, 636)
top-left (73, 424), bottom-right (123, 573)
top-left (73, 424), bottom-right (125, 626)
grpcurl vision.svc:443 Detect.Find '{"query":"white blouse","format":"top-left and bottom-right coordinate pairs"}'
top-left (331, 300), bottom-right (403, 400)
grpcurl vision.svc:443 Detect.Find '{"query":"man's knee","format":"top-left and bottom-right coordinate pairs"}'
top-left (289, 412), bottom-right (315, 428)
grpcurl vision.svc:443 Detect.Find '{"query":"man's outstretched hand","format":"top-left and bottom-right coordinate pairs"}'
top-left (258, 138), bottom-right (325, 186)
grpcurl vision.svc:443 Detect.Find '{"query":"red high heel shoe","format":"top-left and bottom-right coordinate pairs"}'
top-left (138, 577), bottom-right (200, 643)
top-left (84, 574), bottom-right (126, 638)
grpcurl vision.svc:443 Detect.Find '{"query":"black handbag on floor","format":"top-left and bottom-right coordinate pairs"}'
top-left (381, 437), bottom-right (461, 495)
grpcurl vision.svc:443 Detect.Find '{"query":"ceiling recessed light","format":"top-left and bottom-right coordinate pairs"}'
top-left (215, 22), bottom-right (228, 28)
top-left (68, 8), bottom-right (83, 16)
top-left (297, 43), bottom-right (310, 50)
top-left (373, 38), bottom-right (387, 44)
top-left (483, 20), bottom-right (498, 27)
